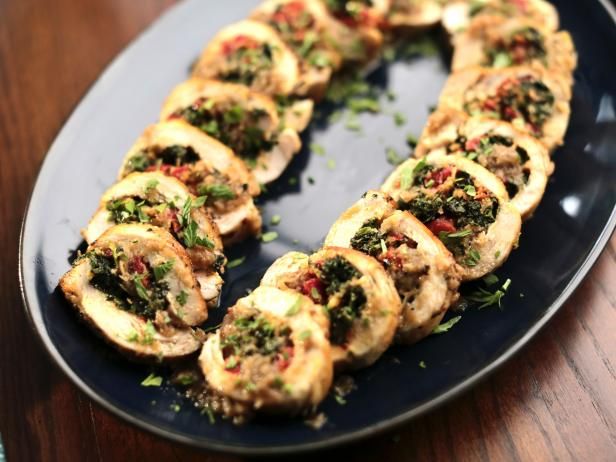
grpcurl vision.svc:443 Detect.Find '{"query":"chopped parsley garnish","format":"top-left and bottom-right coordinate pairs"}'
top-left (198, 184), bottom-right (236, 200)
top-left (483, 274), bottom-right (499, 286)
top-left (467, 278), bottom-right (511, 309)
top-left (153, 260), bottom-right (174, 281)
top-left (406, 133), bottom-right (418, 148)
top-left (226, 256), bottom-right (246, 269)
top-left (261, 231), bottom-right (279, 243)
top-left (432, 316), bottom-right (462, 334)
top-left (141, 373), bottom-right (163, 387)
top-left (285, 296), bottom-right (302, 316)
top-left (393, 112), bottom-right (407, 126)
top-left (176, 290), bottom-right (188, 306)
top-left (310, 143), bottom-right (326, 156)
top-left (386, 147), bottom-right (404, 166)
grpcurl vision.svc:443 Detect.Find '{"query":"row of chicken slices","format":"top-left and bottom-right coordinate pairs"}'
top-left (60, 0), bottom-right (576, 419)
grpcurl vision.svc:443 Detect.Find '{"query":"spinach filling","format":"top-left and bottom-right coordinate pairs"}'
top-left (220, 42), bottom-right (274, 86)
top-left (172, 99), bottom-right (275, 162)
top-left (328, 285), bottom-right (367, 346)
top-left (316, 256), bottom-right (367, 346)
top-left (87, 248), bottom-right (171, 319)
top-left (463, 76), bottom-right (555, 135)
top-left (319, 256), bottom-right (361, 294)
top-left (220, 313), bottom-right (292, 369)
top-left (447, 134), bottom-right (531, 199)
top-left (398, 163), bottom-right (499, 265)
top-left (350, 218), bottom-right (383, 257)
top-left (486, 27), bottom-right (547, 68)
top-left (106, 196), bottom-right (214, 250)
top-left (126, 145), bottom-right (200, 173)
top-left (350, 218), bottom-right (417, 258)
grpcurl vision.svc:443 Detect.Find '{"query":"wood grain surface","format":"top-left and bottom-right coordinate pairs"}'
top-left (0, 1), bottom-right (614, 460)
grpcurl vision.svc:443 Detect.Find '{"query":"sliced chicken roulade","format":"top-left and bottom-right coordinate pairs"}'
top-left (382, 152), bottom-right (522, 281)
top-left (192, 19), bottom-right (300, 96)
top-left (82, 172), bottom-right (225, 306)
top-left (385, 0), bottom-right (443, 32)
top-left (325, 191), bottom-right (460, 344)
top-left (60, 224), bottom-right (207, 362)
top-left (442, 0), bottom-right (559, 37)
top-left (438, 66), bottom-right (571, 151)
top-left (191, 19), bottom-right (314, 132)
top-left (160, 78), bottom-right (302, 184)
top-left (117, 120), bottom-right (261, 244)
top-left (199, 286), bottom-right (332, 416)
top-left (261, 247), bottom-right (402, 371)
top-left (416, 109), bottom-right (554, 219)
top-left (451, 16), bottom-right (577, 83)
top-left (250, 0), bottom-right (344, 101)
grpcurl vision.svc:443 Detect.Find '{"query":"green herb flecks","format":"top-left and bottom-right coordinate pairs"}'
top-left (141, 373), bottom-right (163, 387)
top-left (432, 316), bottom-right (462, 334)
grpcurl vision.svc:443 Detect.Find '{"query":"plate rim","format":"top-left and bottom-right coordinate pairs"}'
top-left (18, 0), bottom-right (616, 455)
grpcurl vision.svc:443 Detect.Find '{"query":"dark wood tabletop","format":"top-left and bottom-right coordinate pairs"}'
top-left (1, 0), bottom-right (614, 460)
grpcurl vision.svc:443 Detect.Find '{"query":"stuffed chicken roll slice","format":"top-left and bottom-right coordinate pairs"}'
top-left (382, 153), bottom-right (522, 281)
top-left (82, 172), bottom-right (225, 306)
top-left (118, 121), bottom-right (261, 244)
top-left (190, 19), bottom-right (313, 131)
top-left (199, 286), bottom-right (332, 416)
top-left (60, 224), bottom-right (206, 362)
top-left (416, 109), bottom-right (553, 219)
top-left (438, 66), bottom-right (571, 151)
top-left (385, 0), bottom-right (443, 32)
top-left (318, 0), bottom-right (384, 66)
top-left (250, 0), bottom-right (344, 100)
top-left (451, 17), bottom-right (577, 82)
top-left (325, 191), bottom-right (460, 344)
top-left (161, 79), bottom-right (302, 184)
top-left (261, 247), bottom-right (402, 371)
top-left (442, 0), bottom-right (559, 37)
top-left (192, 20), bottom-right (300, 96)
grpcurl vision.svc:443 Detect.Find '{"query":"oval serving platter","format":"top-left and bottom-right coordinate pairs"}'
top-left (19, 0), bottom-right (616, 455)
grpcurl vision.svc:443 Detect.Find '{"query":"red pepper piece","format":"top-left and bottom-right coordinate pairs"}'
top-left (302, 276), bottom-right (326, 303)
top-left (426, 217), bottom-right (456, 235)
top-left (127, 256), bottom-right (146, 274)
top-left (427, 167), bottom-right (452, 186)
top-left (276, 346), bottom-right (294, 371)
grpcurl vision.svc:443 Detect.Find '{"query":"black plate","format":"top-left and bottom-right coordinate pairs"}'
top-left (19, 0), bottom-right (616, 455)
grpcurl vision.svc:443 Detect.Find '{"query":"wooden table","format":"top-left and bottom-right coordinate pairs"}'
top-left (1, 0), bottom-right (614, 460)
